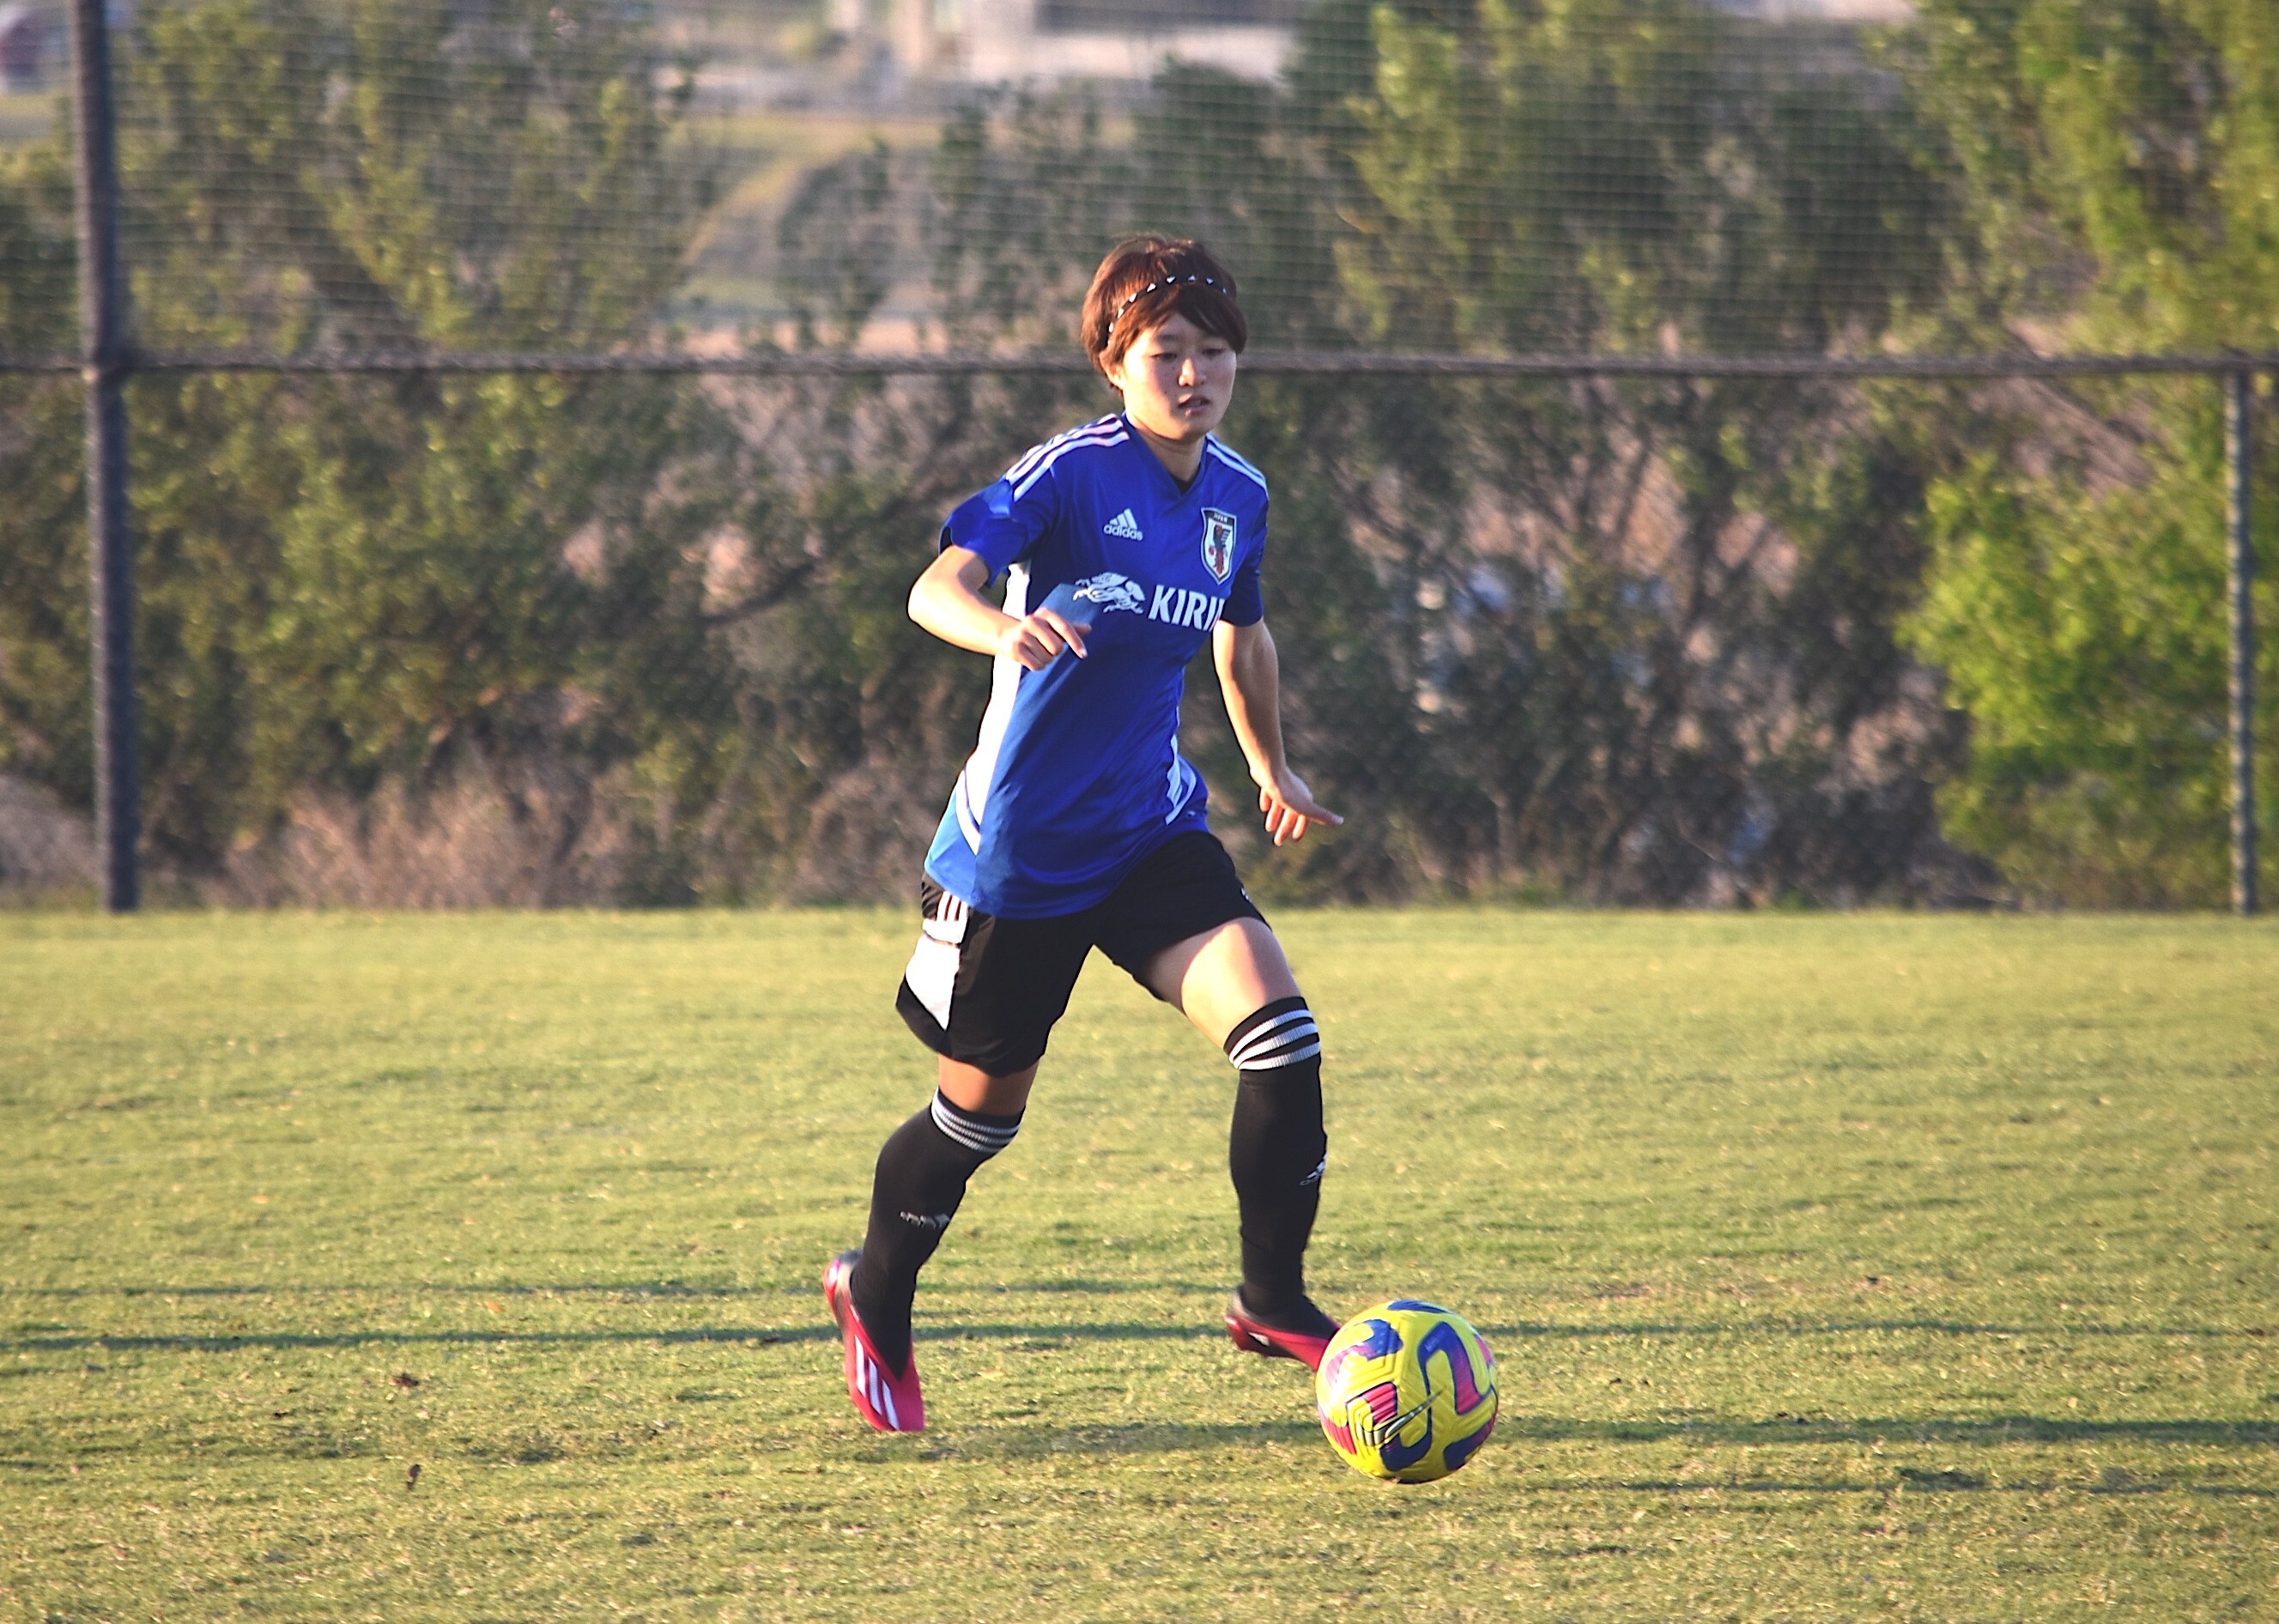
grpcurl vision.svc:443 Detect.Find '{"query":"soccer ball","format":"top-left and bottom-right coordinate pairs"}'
top-left (1314, 1300), bottom-right (1499, 1483)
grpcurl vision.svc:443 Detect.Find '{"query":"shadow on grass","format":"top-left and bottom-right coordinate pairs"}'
top-left (9, 1285), bottom-right (2268, 1342)
top-left (0, 1319), bottom-right (1231, 1354)
top-left (1488, 1415), bottom-right (2279, 1448)
top-left (1491, 1318), bottom-right (2270, 1342)
top-left (17, 1316), bottom-right (2275, 1454)
top-left (13, 1312), bottom-right (2260, 1348)
top-left (894, 1412), bottom-right (2279, 1464)
top-left (10, 1276), bottom-right (1227, 1301)
top-left (900, 1419), bottom-right (1323, 1460)
top-left (1505, 1475), bottom-right (2277, 1498)
top-left (7, 1306), bottom-right (2275, 1357)
top-left (13, 1282), bottom-right (783, 1300)
top-left (4, 1326), bottom-right (837, 1353)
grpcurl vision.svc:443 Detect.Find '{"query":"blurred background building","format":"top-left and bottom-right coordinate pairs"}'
top-left (0, 4), bottom-right (58, 93)
top-left (832, 0), bottom-right (1300, 86)
top-left (813, 0), bottom-right (1907, 92)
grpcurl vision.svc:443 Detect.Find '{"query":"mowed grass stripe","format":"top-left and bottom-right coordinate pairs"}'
top-left (2, 911), bottom-right (2274, 1621)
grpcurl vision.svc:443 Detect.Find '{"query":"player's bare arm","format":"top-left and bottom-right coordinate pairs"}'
top-left (909, 546), bottom-right (1090, 670)
top-left (1214, 616), bottom-right (1342, 846)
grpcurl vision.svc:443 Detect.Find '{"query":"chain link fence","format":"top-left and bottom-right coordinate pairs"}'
top-left (0, 0), bottom-right (2272, 908)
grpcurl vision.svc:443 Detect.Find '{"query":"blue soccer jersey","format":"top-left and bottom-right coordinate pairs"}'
top-left (924, 414), bottom-right (1271, 918)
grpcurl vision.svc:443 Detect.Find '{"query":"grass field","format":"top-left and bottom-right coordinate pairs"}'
top-left (4, 910), bottom-right (2276, 1621)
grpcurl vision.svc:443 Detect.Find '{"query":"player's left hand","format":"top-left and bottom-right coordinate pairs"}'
top-left (1256, 766), bottom-right (1342, 846)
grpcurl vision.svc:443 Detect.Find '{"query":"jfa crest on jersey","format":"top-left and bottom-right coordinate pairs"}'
top-left (1201, 507), bottom-right (1237, 583)
top-left (925, 415), bottom-right (1271, 917)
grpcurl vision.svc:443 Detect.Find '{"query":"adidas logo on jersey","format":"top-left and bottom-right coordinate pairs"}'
top-left (1102, 508), bottom-right (1144, 541)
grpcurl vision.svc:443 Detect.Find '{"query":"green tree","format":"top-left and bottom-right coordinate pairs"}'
top-left (1301, 0), bottom-right (1959, 899)
top-left (22, 0), bottom-right (2187, 907)
top-left (1899, 0), bottom-right (2279, 904)
top-left (0, 0), bottom-right (761, 895)
top-left (1338, 0), bottom-right (1944, 355)
top-left (0, 142), bottom-right (98, 829)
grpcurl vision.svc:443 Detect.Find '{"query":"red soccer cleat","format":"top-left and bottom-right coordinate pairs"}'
top-left (1224, 1288), bottom-right (1342, 1371)
top-left (824, 1250), bottom-right (926, 1433)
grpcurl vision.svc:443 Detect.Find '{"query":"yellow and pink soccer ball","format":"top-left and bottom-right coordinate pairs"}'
top-left (1314, 1299), bottom-right (1499, 1483)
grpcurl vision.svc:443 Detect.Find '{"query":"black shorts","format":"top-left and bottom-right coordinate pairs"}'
top-left (895, 830), bottom-right (1266, 1076)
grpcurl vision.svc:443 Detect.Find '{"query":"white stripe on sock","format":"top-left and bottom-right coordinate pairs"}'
top-left (1235, 1033), bottom-right (1322, 1070)
top-left (1228, 1026), bottom-right (1307, 1063)
top-left (1230, 1011), bottom-right (1320, 1070)
top-left (1237, 1038), bottom-right (1323, 1070)
top-left (1227, 1009), bottom-right (1313, 1055)
top-left (930, 1092), bottom-right (1021, 1155)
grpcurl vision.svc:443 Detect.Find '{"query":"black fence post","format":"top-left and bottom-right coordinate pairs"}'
top-left (68, 0), bottom-right (137, 912)
top-left (2227, 368), bottom-right (2258, 917)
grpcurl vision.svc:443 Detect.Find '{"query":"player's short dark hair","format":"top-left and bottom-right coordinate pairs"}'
top-left (1080, 237), bottom-right (1247, 377)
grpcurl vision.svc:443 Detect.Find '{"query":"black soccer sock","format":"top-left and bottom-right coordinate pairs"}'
top-left (848, 1089), bottom-right (1022, 1374)
top-left (1225, 997), bottom-right (1327, 1318)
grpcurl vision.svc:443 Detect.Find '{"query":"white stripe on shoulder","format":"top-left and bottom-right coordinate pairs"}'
top-left (1010, 425), bottom-right (1127, 484)
top-left (1204, 438), bottom-right (1269, 490)
top-left (1011, 427), bottom-right (1129, 500)
top-left (1003, 426), bottom-right (1077, 484)
top-left (1004, 415), bottom-right (1126, 485)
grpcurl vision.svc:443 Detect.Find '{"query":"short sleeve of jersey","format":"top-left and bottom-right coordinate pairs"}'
top-left (1223, 514), bottom-right (1266, 626)
top-left (940, 467), bottom-right (1059, 576)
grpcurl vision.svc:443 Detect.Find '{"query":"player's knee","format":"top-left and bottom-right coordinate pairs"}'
top-left (1224, 996), bottom-right (1321, 1073)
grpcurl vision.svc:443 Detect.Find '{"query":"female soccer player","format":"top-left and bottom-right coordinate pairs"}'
top-left (825, 237), bottom-right (1343, 1433)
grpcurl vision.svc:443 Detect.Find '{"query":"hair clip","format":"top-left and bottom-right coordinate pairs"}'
top-left (1110, 273), bottom-right (1221, 328)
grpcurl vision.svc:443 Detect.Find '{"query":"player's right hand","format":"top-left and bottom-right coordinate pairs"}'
top-left (997, 608), bottom-right (1091, 670)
